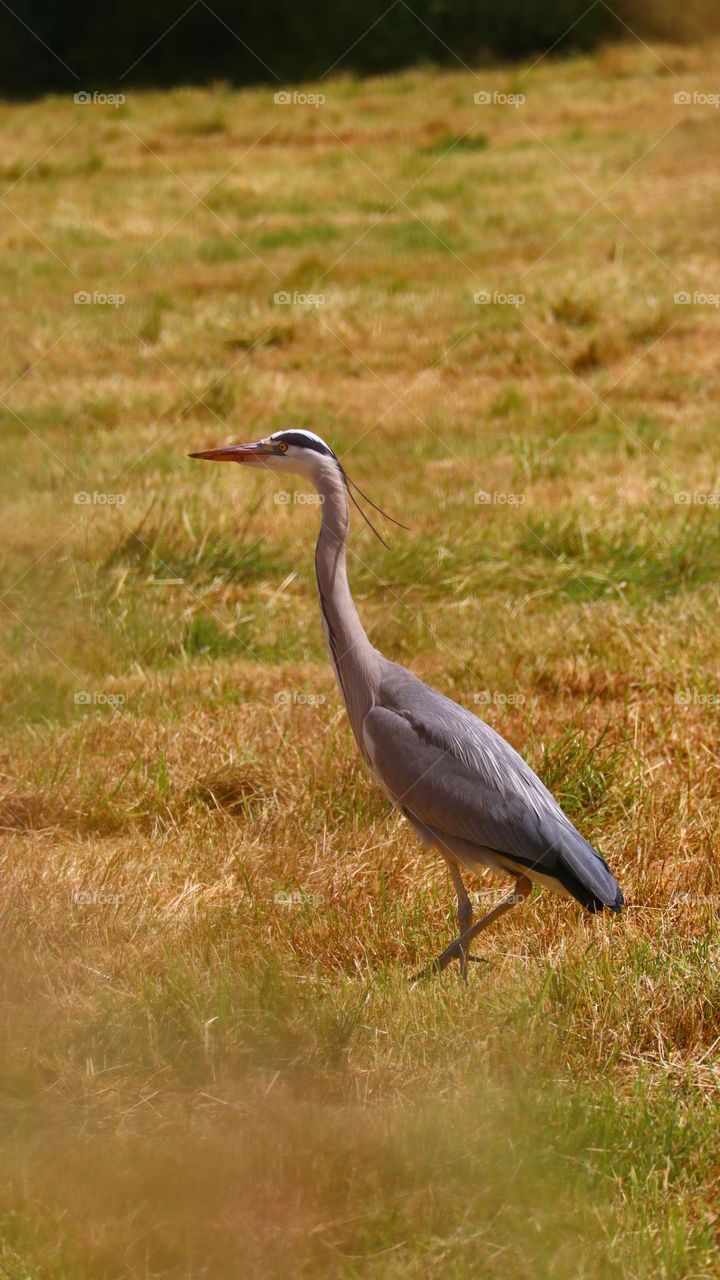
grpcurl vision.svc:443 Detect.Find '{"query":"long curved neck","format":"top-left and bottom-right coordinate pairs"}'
top-left (313, 462), bottom-right (379, 744)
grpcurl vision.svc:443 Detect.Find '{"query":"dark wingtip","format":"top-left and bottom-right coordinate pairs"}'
top-left (597, 886), bottom-right (624, 915)
top-left (596, 886), bottom-right (623, 915)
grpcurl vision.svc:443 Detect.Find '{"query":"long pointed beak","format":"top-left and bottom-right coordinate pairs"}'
top-left (188, 442), bottom-right (273, 463)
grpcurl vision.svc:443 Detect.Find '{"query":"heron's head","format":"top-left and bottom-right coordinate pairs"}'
top-left (188, 429), bottom-right (338, 481)
top-left (190, 428), bottom-right (406, 545)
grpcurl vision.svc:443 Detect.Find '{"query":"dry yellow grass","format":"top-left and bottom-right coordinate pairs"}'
top-left (1, 38), bottom-right (720, 1279)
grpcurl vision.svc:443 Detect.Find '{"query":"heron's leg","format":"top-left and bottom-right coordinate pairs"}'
top-left (413, 875), bottom-right (531, 982)
top-left (461, 874), bottom-right (531, 952)
top-left (431, 850), bottom-right (474, 981)
top-left (445, 859), bottom-right (473, 981)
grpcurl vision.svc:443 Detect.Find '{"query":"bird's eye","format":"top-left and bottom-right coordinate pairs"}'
top-left (277, 441), bottom-right (288, 453)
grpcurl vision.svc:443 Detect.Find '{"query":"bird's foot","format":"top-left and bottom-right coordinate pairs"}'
top-left (410, 957), bottom-right (442, 984)
top-left (410, 947), bottom-right (486, 985)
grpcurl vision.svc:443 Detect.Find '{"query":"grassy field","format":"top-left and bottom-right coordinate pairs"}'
top-left (1, 36), bottom-right (720, 1279)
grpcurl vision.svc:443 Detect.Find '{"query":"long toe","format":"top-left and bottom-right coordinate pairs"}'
top-left (410, 958), bottom-right (442, 984)
top-left (411, 940), bottom-right (469, 984)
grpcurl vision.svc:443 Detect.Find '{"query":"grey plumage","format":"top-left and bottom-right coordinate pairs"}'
top-left (364, 663), bottom-right (623, 914)
top-left (190, 427), bottom-right (624, 978)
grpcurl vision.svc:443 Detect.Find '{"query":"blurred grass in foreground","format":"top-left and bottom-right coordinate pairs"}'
top-left (2, 944), bottom-right (719, 1278)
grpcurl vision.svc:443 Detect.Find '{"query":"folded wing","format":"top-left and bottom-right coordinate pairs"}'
top-left (363, 662), bottom-right (623, 913)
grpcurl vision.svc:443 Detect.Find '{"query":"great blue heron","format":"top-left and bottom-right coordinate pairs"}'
top-left (190, 430), bottom-right (623, 979)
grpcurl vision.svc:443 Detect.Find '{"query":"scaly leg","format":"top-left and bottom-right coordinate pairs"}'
top-left (412, 875), bottom-right (531, 983)
top-left (445, 858), bottom-right (473, 981)
top-left (431, 850), bottom-right (475, 981)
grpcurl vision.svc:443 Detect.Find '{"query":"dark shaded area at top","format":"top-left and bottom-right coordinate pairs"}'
top-left (0, 0), bottom-right (715, 99)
